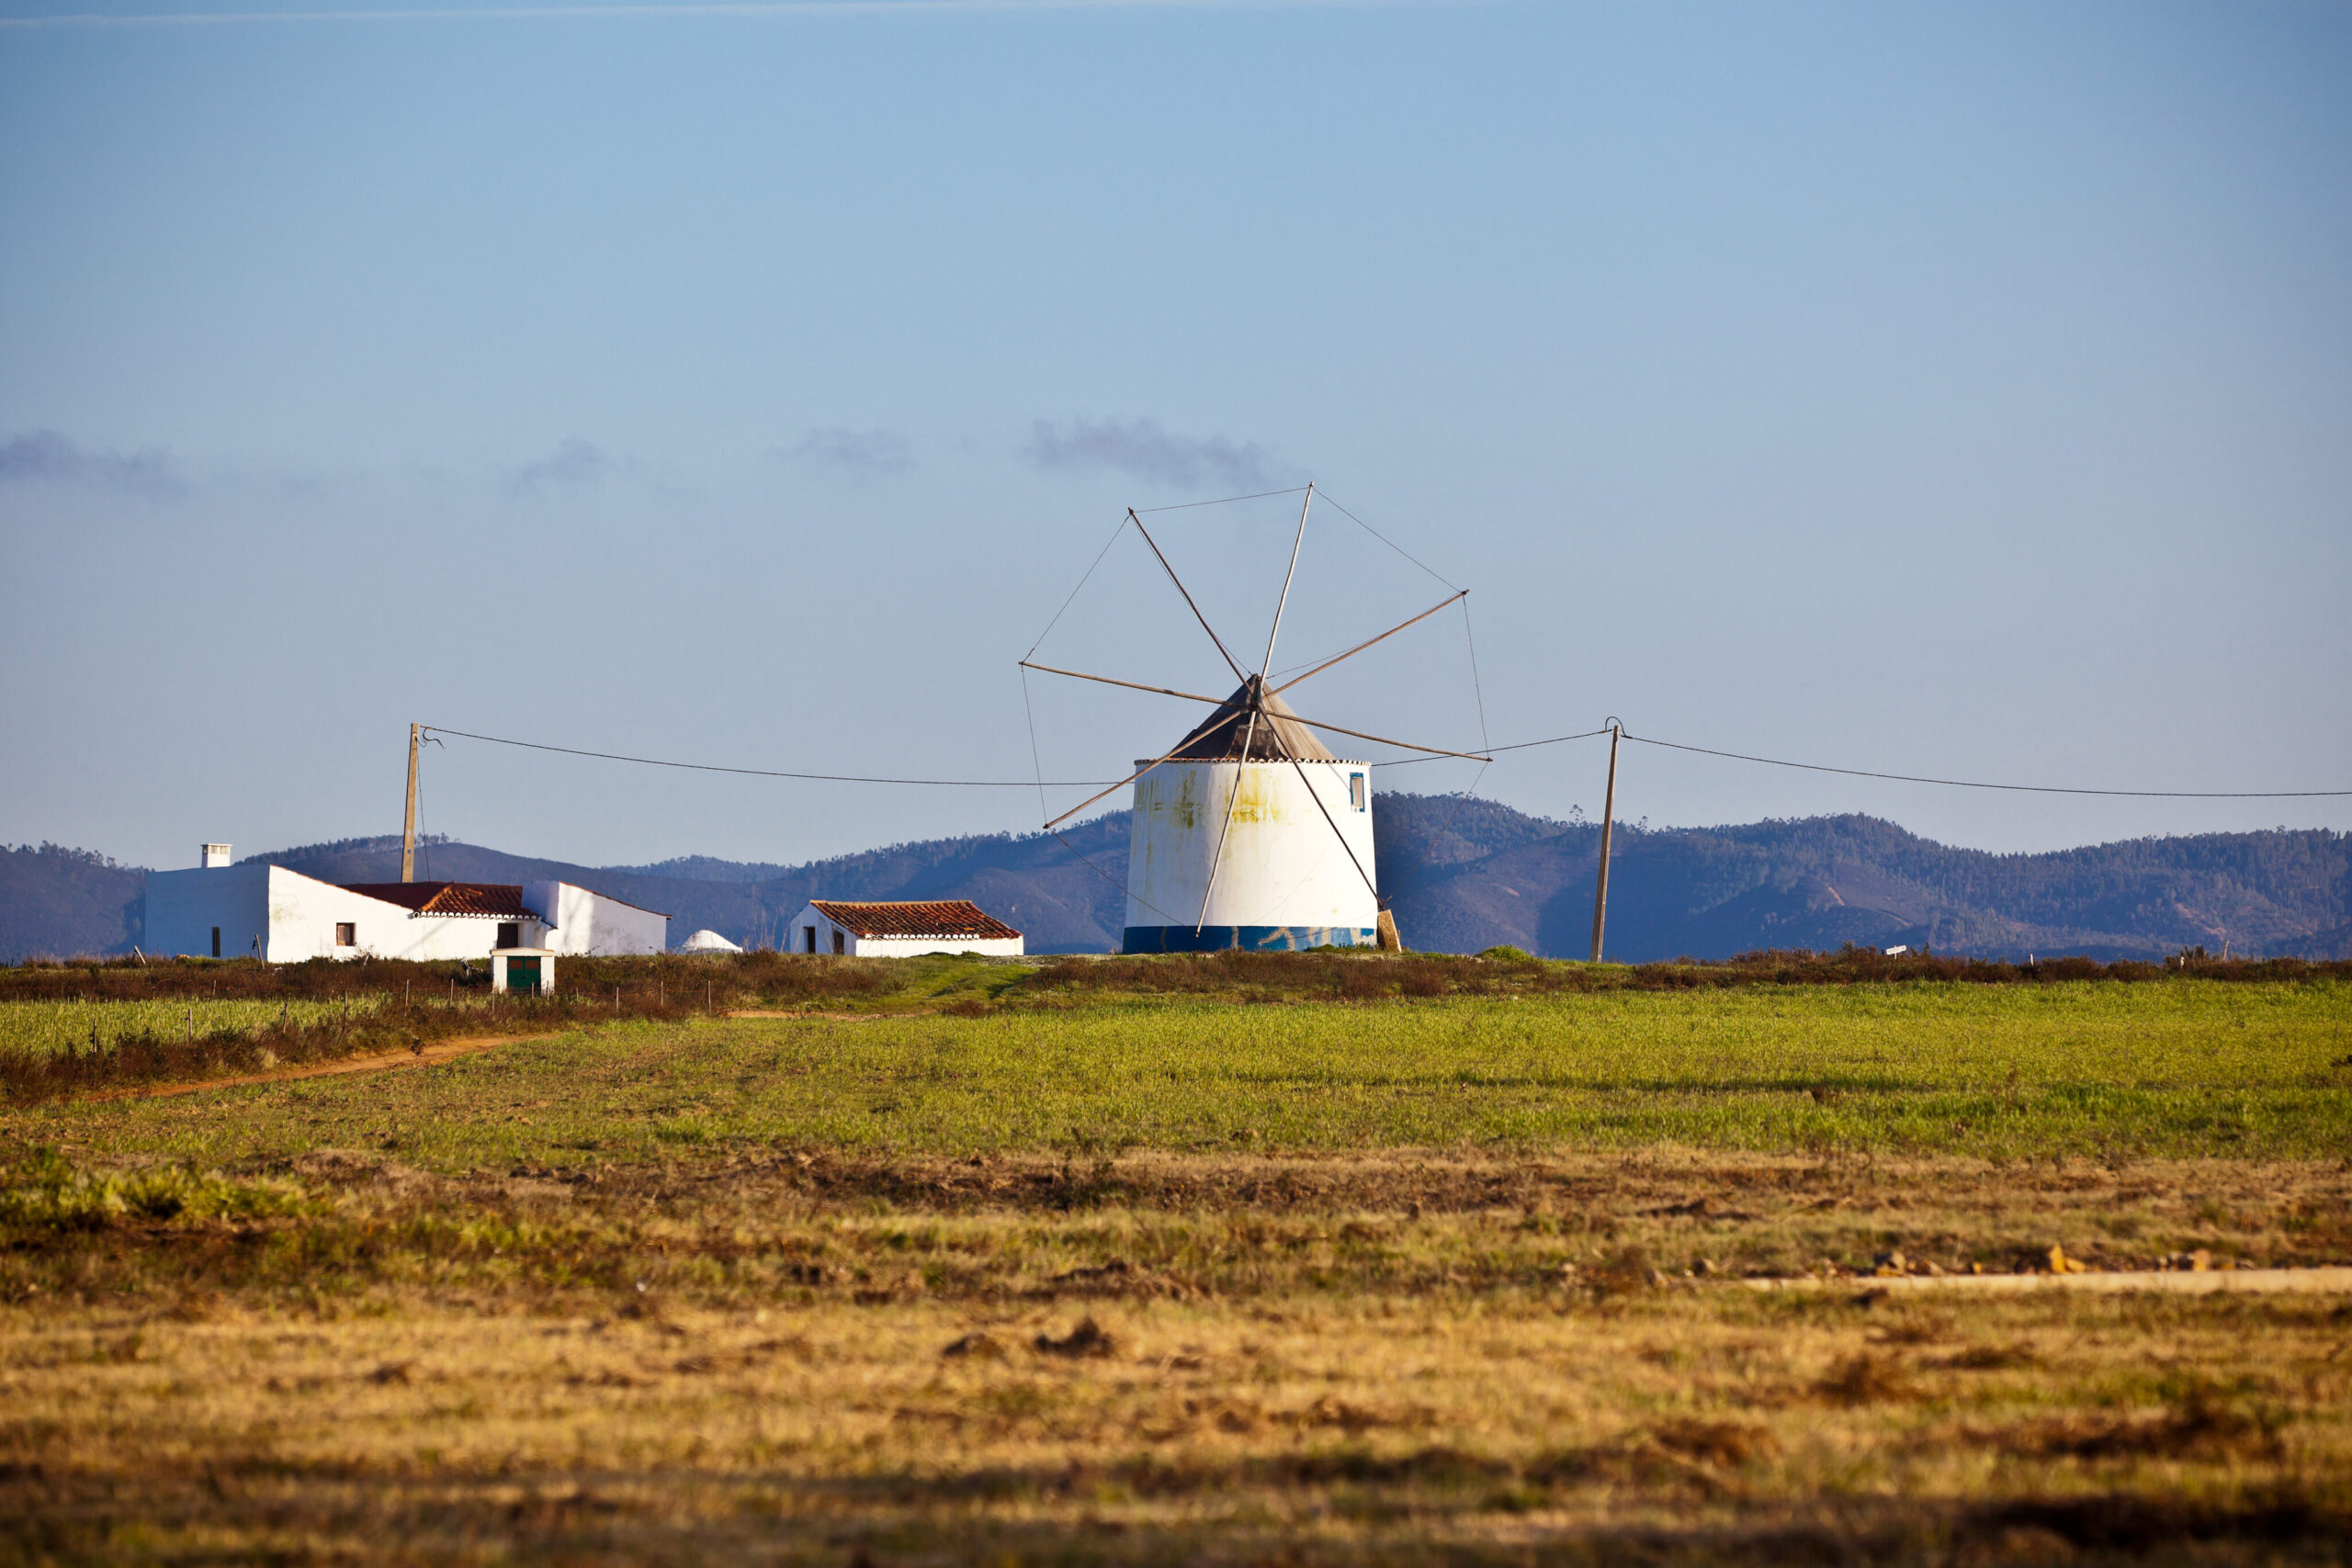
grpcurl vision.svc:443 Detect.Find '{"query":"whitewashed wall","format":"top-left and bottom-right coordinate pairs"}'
top-left (259, 870), bottom-right (541, 960)
top-left (850, 934), bottom-right (1024, 957)
top-left (144, 863), bottom-right (272, 960)
top-left (1124, 760), bottom-right (1379, 949)
top-left (524, 882), bottom-right (667, 955)
top-left (146, 866), bottom-right (546, 962)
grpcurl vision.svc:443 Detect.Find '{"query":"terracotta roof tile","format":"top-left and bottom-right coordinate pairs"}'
top-left (341, 883), bottom-right (536, 919)
top-left (809, 899), bottom-right (1022, 940)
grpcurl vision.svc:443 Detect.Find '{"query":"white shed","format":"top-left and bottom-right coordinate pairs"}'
top-left (143, 845), bottom-right (667, 961)
top-left (787, 899), bottom-right (1023, 958)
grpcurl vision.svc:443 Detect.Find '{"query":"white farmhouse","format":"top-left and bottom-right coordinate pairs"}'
top-left (786, 899), bottom-right (1023, 958)
top-left (143, 844), bottom-right (667, 961)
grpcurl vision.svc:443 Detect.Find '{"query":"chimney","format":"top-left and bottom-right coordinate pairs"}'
top-left (200, 843), bottom-right (232, 869)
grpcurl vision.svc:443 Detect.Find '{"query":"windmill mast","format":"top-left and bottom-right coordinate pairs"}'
top-left (1260, 483), bottom-right (1313, 681)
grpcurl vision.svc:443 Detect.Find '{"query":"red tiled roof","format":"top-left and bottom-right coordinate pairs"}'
top-left (809, 899), bottom-right (1022, 940)
top-left (341, 883), bottom-right (536, 919)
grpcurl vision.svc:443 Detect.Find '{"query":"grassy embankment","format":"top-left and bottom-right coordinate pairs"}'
top-left (2, 956), bottom-right (2349, 1562)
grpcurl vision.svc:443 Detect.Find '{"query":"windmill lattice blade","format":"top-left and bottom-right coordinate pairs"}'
top-left (1259, 483), bottom-right (1313, 678)
top-left (1017, 661), bottom-right (1231, 708)
top-left (1128, 510), bottom-right (1249, 685)
top-left (1268, 591), bottom-right (1466, 698)
top-left (1275, 707), bottom-right (1492, 761)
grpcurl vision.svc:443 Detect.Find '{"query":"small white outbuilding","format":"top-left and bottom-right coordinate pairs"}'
top-left (678, 929), bottom-right (744, 953)
top-left (786, 899), bottom-right (1023, 958)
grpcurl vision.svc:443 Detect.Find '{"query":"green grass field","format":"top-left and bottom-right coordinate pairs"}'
top-left (12, 977), bottom-right (2346, 1169)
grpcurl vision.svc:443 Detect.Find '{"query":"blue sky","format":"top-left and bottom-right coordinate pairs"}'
top-left (3, 0), bottom-right (2347, 871)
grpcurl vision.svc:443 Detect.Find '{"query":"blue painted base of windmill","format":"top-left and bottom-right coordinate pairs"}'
top-left (1121, 924), bottom-right (1379, 954)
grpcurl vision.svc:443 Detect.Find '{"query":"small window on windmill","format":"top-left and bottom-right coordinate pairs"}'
top-left (1349, 772), bottom-right (1366, 810)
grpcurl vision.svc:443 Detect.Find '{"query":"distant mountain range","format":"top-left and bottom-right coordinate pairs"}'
top-left (5, 799), bottom-right (2348, 963)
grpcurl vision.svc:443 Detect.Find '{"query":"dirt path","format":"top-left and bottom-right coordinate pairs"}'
top-left (85, 1008), bottom-right (894, 1102)
top-left (1747, 1265), bottom-right (2352, 1295)
top-left (89, 1031), bottom-right (549, 1103)
top-left (721, 1010), bottom-right (904, 1021)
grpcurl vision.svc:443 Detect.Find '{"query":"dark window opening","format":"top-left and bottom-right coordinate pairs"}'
top-left (1350, 772), bottom-right (1366, 811)
top-left (804, 926), bottom-right (817, 954)
top-left (831, 929), bottom-right (845, 956)
top-left (496, 921), bottom-right (521, 950)
top-left (210, 927), bottom-right (220, 958)
top-left (334, 922), bottom-right (356, 948)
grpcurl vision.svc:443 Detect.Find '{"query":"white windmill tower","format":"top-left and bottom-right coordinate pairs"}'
top-left (1023, 486), bottom-right (1487, 953)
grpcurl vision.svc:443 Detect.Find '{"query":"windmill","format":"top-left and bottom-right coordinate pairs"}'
top-left (1022, 486), bottom-right (1489, 953)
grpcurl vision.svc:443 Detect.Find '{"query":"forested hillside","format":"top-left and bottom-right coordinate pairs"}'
top-left (0, 846), bottom-right (145, 964)
top-left (6, 803), bottom-right (2346, 961)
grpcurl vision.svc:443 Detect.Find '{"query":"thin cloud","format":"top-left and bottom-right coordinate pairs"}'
top-left (787, 426), bottom-right (916, 478)
top-left (1025, 416), bottom-right (1276, 491)
top-left (0, 431), bottom-right (187, 499)
top-left (503, 437), bottom-right (612, 497)
top-left (500, 437), bottom-right (694, 502)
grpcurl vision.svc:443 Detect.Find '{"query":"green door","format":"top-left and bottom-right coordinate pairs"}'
top-left (507, 957), bottom-right (540, 996)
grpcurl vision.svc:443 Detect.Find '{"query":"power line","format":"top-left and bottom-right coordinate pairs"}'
top-left (424, 727), bottom-right (1119, 787)
top-left (428, 720), bottom-right (2348, 799)
top-left (1490, 726), bottom-right (1614, 755)
top-left (1622, 730), bottom-right (2352, 799)
top-left (1372, 726), bottom-right (1612, 767)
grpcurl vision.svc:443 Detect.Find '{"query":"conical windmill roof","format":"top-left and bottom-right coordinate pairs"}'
top-left (1165, 677), bottom-right (1338, 761)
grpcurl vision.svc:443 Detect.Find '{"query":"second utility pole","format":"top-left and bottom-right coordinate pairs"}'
top-left (401, 723), bottom-right (421, 884)
top-left (1588, 719), bottom-right (1622, 964)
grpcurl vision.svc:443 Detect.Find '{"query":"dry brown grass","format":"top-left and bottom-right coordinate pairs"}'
top-left (3, 1148), bottom-right (2349, 1563)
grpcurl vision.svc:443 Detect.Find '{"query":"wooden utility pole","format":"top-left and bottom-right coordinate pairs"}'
top-left (401, 723), bottom-right (421, 884)
top-left (1588, 719), bottom-right (1622, 964)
